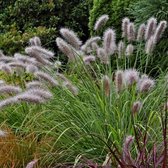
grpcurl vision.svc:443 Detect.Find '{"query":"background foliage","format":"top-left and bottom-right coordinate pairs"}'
top-left (0, 0), bottom-right (91, 55)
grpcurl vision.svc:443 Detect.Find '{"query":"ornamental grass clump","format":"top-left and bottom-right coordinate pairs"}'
top-left (49, 14), bottom-right (167, 167)
top-left (0, 14), bottom-right (167, 167)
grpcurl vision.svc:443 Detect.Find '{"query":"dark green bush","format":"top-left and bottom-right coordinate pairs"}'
top-left (89, 0), bottom-right (137, 36)
top-left (0, 0), bottom-right (91, 55)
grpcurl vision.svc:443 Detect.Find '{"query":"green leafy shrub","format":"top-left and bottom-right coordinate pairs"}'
top-left (0, 0), bottom-right (91, 55)
top-left (0, 26), bottom-right (55, 55)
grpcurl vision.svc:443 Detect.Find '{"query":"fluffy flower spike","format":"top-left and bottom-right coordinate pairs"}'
top-left (103, 28), bottom-right (116, 56)
top-left (94, 14), bottom-right (109, 31)
top-left (60, 28), bottom-right (82, 50)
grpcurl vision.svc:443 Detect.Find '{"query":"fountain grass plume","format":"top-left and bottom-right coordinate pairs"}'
top-left (131, 101), bottom-right (142, 115)
top-left (103, 28), bottom-right (116, 56)
top-left (125, 44), bottom-right (134, 57)
top-left (0, 50), bottom-right (5, 57)
top-left (124, 69), bottom-right (139, 87)
top-left (0, 64), bottom-right (13, 74)
top-left (0, 97), bottom-right (18, 108)
top-left (137, 23), bottom-right (146, 41)
top-left (127, 22), bottom-right (136, 42)
top-left (122, 136), bottom-right (134, 165)
top-left (25, 159), bottom-right (38, 168)
top-left (60, 28), bottom-right (82, 50)
top-left (26, 64), bottom-right (38, 73)
top-left (81, 37), bottom-right (101, 53)
top-left (29, 36), bottom-right (41, 46)
top-left (63, 81), bottom-right (78, 95)
top-left (97, 48), bottom-right (109, 64)
top-left (17, 94), bottom-right (45, 104)
top-left (122, 17), bottom-right (130, 38)
top-left (118, 41), bottom-right (125, 58)
top-left (153, 21), bottom-right (167, 43)
top-left (25, 46), bottom-right (53, 66)
top-left (26, 81), bottom-right (45, 89)
top-left (35, 71), bottom-right (58, 87)
top-left (14, 53), bottom-right (41, 67)
top-left (145, 36), bottom-right (155, 54)
top-left (102, 75), bottom-right (110, 97)
top-left (94, 14), bottom-right (109, 31)
top-left (137, 77), bottom-right (155, 93)
top-left (0, 56), bottom-right (15, 63)
top-left (0, 85), bottom-right (22, 95)
top-left (145, 17), bottom-right (157, 40)
top-left (91, 42), bottom-right (99, 51)
top-left (26, 88), bottom-right (53, 100)
top-left (8, 61), bottom-right (27, 69)
top-left (26, 46), bottom-right (54, 59)
top-left (56, 37), bottom-right (77, 61)
top-left (83, 55), bottom-right (96, 65)
top-left (115, 70), bottom-right (124, 93)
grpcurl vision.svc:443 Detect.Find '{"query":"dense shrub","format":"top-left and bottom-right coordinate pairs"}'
top-left (0, 0), bottom-right (91, 55)
top-left (89, 0), bottom-right (137, 36)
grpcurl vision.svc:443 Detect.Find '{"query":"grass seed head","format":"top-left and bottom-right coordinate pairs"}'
top-left (26, 64), bottom-right (38, 73)
top-left (127, 22), bottom-right (136, 42)
top-left (115, 70), bottom-right (124, 93)
top-left (125, 44), bottom-right (134, 56)
top-left (83, 55), bottom-right (96, 65)
top-left (138, 77), bottom-right (155, 93)
top-left (102, 75), bottom-right (110, 97)
top-left (29, 36), bottom-right (41, 46)
top-left (103, 28), bottom-right (116, 56)
top-left (0, 85), bottom-right (22, 95)
top-left (35, 71), bottom-right (58, 87)
top-left (118, 41), bottom-right (125, 58)
top-left (60, 28), bottom-right (82, 50)
top-left (17, 93), bottom-right (45, 104)
top-left (81, 37), bottom-right (101, 53)
top-left (137, 23), bottom-right (146, 41)
top-left (145, 17), bottom-right (157, 40)
top-left (94, 14), bottom-right (109, 31)
top-left (153, 20), bottom-right (167, 43)
top-left (0, 64), bottom-right (13, 74)
top-left (26, 81), bottom-right (44, 89)
top-left (122, 17), bottom-right (130, 38)
top-left (27, 88), bottom-right (53, 100)
top-left (124, 69), bottom-right (139, 87)
top-left (56, 37), bottom-right (77, 61)
top-left (145, 36), bottom-right (156, 54)
top-left (131, 101), bottom-right (142, 115)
